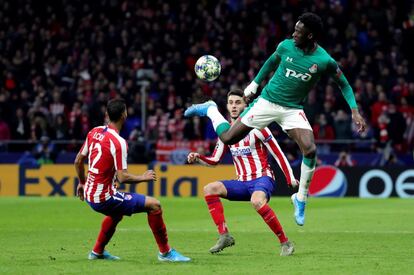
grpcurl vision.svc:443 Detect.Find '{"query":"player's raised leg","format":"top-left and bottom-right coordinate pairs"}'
top-left (185, 101), bottom-right (252, 145)
top-left (88, 215), bottom-right (123, 260)
top-left (145, 197), bottom-right (191, 262)
top-left (287, 128), bottom-right (317, 226)
top-left (251, 189), bottom-right (294, 256)
top-left (204, 181), bottom-right (235, 253)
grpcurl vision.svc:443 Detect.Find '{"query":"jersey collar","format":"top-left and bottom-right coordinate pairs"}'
top-left (106, 123), bottom-right (119, 133)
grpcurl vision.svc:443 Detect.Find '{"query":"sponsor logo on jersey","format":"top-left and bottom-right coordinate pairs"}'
top-left (230, 146), bottom-right (252, 157)
top-left (286, 56), bottom-right (293, 62)
top-left (309, 64), bottom-right (318, 73)
top-left (285, 68), bottom-right (312, 82)
top-left (309, 165), bottom-right (348, 197)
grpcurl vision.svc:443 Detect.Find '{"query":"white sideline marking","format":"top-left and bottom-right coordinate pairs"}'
top-left (116, 228), bottom-right (414, 234)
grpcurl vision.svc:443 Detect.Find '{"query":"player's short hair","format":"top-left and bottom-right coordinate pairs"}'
top-left (107, 98), bottom-right (126, 122)
top-left (298, 12), bottom-right (323, 39)
top-left (227, 89), bottom-right (244, 99)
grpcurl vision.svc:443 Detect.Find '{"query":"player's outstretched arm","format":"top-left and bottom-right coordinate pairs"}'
top-left (116, 169), bottom-right (156, 184)
top-left (188, 140), bottom-right (227, 167)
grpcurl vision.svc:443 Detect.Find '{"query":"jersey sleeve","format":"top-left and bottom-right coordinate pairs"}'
top-left (110, 137), bottom-right (128, 171)
top-left (256, 128), bottom-right (296, 185)
top-left (79, 133), bottom-right (90, 156)
top-left (198, 139), bottom-right (228, 166)
top-left (327, 58), bottom-right (358, 109)
top-left (253, 40), bottom-right (285, 84)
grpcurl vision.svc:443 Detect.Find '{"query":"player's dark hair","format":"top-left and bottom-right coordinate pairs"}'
top-left (227, 89), bottom-right (244, 99)
top-left (107, 98), bottom-right (126, 122)
top-left (298, 12), bottom-right (323, 40)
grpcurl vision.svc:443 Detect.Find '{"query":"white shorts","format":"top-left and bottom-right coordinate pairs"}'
top-left (240, 97), bottom-right (312, 131)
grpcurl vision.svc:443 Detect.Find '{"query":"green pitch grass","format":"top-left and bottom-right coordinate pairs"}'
top-left (0, 197), bottom-right (413, 274)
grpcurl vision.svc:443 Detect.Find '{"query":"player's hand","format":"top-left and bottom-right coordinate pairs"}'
top-left (142, 170), bottom-right (156, 182)
top-left (77, 183), bottom-right (85, 201)
top-left (187, 152), bottom-right (200, 163)
top-left (351, 110), bottom-right (366, 134)
top-left (243, 81), bottom-right (259, 97)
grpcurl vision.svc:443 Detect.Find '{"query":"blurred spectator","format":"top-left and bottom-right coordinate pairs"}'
top-left (0, 115), bottom-right (11, 140)
top-left (167, 109), bottom-right (186, 141)
top-left (334, 110), bottom-right (352, 140)
top-left (334, 151), bottom-right (356, 167)
top-left (32, 136), bottom-right (56, 165)
top-left (313, 114), bottom-right (335, 140)
top-left (10, 108), bottom-right (30, 140)
top-left (387, 104), bottom-right (407, 151)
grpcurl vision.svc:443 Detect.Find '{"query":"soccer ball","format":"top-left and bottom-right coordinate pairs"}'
top-left (194, 55), bottom-right (221, 81)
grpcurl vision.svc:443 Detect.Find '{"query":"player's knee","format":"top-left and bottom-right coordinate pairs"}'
top-left (250, 197), bottom-right (266, 210)
top-left (204, 182), bottom-right (221, 196)
top-left (147, 197), bottom-right (161, 212)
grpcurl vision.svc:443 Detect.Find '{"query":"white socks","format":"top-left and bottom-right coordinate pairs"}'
top-left (207, 106), bottom-right (228, 131)
top-left (297, 161), bottom-right (315, 202)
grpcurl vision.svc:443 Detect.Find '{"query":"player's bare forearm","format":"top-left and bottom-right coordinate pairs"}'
top-left (74, 153), bottom-right (87, 185)
top-left (117, 169), bottom-right (156, 184)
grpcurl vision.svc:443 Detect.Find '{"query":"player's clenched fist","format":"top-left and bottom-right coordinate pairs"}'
top-left (187, 152), bottom-right (200, 164)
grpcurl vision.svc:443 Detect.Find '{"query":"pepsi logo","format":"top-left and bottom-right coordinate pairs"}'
top-left (309, 165), bottom-right (348, 197)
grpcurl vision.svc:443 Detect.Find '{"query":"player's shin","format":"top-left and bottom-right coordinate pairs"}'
top-left (147, 209), bottom-right (170, 254)
top-left (93, 215), bottom-right (123, 254)
top-left (207, 107), bottom-right (230, 136)
top-left (257, 204), bottom-right (288, 243)
top-left (205, 194), bottom-right (228, 234)
top-left (297, 156), bottom-right (316, 202)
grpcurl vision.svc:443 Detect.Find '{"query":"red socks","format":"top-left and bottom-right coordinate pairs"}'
top-left (147, 209), bottom-right (170, 254)
top-left (257, 204), bottom-right (288, 243)
top-left (93, 215), bottom-right (123, 254)
top-left (205, 195), bottom-right (287, 244)
top-left (205, 195), bottom-right (228, 234)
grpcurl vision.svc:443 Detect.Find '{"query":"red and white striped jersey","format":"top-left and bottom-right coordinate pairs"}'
top-left (79, 124), bottom-right (128, 203)
top-left (198, 127), bottom-right (296, 184)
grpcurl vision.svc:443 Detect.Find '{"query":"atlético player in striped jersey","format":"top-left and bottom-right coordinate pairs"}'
top-left (74, 98), bottom-right (190, 262)
top-left (187, 89), bottom-right (295, 256)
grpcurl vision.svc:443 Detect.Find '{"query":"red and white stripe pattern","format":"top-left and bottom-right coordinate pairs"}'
top-left (79, 125), bottom-right (128, 203)
top-left (198, 127), bottom-right (296, 184)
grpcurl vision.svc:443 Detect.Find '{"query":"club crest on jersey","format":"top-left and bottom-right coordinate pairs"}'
top-left (309, 64), bottom-right (318, 73)
top-left (125, 194), bottom-right (132, 200)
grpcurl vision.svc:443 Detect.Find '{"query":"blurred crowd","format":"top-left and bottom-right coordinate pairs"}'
top-left (0, 0), bottom-right (413, 160)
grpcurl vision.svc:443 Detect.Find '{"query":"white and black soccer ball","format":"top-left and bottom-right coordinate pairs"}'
top-left (194, 55), bottom-right (221, 82)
